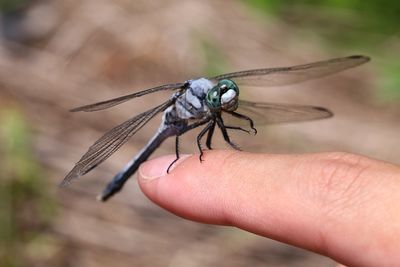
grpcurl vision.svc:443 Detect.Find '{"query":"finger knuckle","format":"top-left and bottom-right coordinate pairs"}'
top-left (305, 152), bottom-right (370, 216)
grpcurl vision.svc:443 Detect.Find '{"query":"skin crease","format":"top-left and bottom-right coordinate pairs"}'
top-left (137, 150), bottom-right (400, 267)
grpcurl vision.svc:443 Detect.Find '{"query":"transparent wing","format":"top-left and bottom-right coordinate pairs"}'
top-left (211, 55), bottom-right (369, 87)
top-left (223, 100), bottom-right (333, 126)
top-left (70, 82), bottom-right (185, 112)
top-left (61, 99), bottom-right (173, 186)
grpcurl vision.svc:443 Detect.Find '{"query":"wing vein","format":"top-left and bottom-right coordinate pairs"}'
top-left (71, 83), bottom-right (184, 112)
top-left (211, 55), bottom-right (369, 87)
top-left (61, 99), bottom-right (173, 186)
top-left (223, 100), bottom-right (333, 125)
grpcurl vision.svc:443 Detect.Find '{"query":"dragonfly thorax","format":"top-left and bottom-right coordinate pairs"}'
top-left (165, 78), bottom-right (215, 123)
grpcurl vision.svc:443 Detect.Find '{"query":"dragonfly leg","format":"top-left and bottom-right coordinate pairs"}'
top-left (205, 120), bottom-right (216, 150)
top-left (224, 125), bottom-right (251, 134)
top-left (167, 135), bottom-right (180, 173)
top-left (226, 111), bottom-right (257, 135)
top-left (170, 117), bottom-right (210, 162)
top-left (197, 121), bottom-right (213, 162)
top-left (216, 116), bottom-right (241, 151)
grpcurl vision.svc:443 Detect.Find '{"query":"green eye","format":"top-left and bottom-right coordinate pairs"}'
top-left (219, 79), bottom-right (239, 93)
top-left (206, 79), bottom-right (239, 109)
top-left (206, 86), bottom-right (220, 108)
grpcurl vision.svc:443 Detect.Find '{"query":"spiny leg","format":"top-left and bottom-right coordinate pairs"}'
top-left (197, 121), bottom-right (213, 161)
top-left (167, 135), bottom-right (180, 173)
top-left (216, 116), bottom-right (241, 151)
top-left (206, 120), bottom-right (216, 150)
top-left (224, 125), bottom-right (251, 134)
top-left (226, 111), bottom-right (257, 134)
top-left (181, 117), bottom-right (211, 134)
top-left (167, 118), bottom-right (211, 169)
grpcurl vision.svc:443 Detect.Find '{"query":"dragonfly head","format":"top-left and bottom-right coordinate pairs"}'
top-left (206, 79), bottom-right (239, 111)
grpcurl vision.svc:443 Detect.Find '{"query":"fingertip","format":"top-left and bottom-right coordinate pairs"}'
top-left (137, 153), bottom-right (199, 205)
top-left (137, 154), bottom-right (190, 201)
top-left (139, 154), bottom-right (189, 181)
top-left (137, 151), bottom-right (243, 224)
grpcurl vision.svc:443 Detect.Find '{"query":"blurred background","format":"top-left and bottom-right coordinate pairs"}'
top-left (0, 0), bottom-right (399, 266)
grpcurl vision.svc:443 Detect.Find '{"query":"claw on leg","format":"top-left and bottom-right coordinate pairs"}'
top-left (226, 111), bottom-right (257, 135)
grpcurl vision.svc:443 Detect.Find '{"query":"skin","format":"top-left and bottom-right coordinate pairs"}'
top-left (137, 150), bottom-right (400, 267)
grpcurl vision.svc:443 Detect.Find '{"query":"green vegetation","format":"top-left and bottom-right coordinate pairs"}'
top-left (0, 110), bottom-right (57, 267)
top-left (0, 0), bottom-right (30, 12)
top-left (245, 0), bottom-right (400, 100)
top-left (247, 0), bottom-right (400, 34)
top-left (200, 37), bottom-right (229, 77)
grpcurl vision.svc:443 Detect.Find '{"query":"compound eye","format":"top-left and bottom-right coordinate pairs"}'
top-left (206, 87), bottom-right (221, 108)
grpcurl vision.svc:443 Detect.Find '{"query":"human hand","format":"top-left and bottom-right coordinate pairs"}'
top-left (138, 151), bottom-right (400, 267)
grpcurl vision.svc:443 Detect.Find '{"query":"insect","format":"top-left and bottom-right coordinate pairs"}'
top-left (61, 55), bottom-right (369, 201)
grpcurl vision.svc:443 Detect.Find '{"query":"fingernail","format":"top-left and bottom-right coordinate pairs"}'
top-left (139, 154), bottom-right (192, 180)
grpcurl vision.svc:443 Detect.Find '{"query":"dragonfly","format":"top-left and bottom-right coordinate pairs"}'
top-left (61, 55), bottom-right (370, 201)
